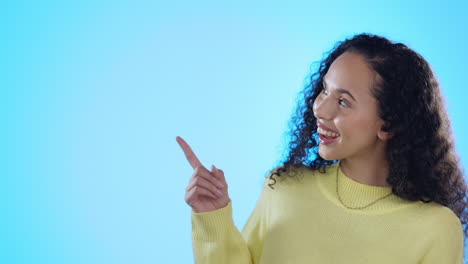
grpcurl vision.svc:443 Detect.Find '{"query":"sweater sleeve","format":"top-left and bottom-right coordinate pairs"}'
top-left (191, 178), bottom-right (270, 264)
top-left (420, 209), bottom-right (464, 264)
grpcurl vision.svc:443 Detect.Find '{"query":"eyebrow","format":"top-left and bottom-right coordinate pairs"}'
top-left (323, 81), bottom-right (357, 103)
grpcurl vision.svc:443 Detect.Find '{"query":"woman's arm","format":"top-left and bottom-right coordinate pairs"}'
top-left (191, 177), bottom-right (270, 264)
top-left (420, 208), bottom-right (464, 264)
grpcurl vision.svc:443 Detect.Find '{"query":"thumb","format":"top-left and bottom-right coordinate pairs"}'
top-left (212, 165), bottom-right (225, 181)
top-left (210, 164), bottom-right (219, 176)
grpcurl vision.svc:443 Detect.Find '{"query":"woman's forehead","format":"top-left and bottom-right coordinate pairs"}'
top-left (324, 52), bottom-right (376, 99)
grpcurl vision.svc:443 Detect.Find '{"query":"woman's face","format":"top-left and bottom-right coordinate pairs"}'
top-left (313, 51), bottom-right (389, 161)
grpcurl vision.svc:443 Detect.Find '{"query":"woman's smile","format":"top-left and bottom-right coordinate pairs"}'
top-left (317, 124), bottom-right (341, 145)
top-left (318, 133), bottom-right (340, 145)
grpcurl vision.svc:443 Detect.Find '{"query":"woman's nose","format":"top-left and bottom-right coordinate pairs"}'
top-left (313, 96), bottom-right (335, 120)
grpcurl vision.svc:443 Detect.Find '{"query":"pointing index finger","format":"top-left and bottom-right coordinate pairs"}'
top-left (176, 136), bottom-right (202, 169)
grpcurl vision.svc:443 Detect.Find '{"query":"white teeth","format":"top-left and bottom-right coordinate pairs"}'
top-left (318, 127), bottom-right (340, 137)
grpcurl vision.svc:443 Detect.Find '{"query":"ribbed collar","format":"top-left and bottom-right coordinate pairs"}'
top-left (316, 161), bottom-right (417, 213)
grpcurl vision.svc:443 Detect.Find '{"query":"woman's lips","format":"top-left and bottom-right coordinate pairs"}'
top-left (318, 133), bottom-right (339, 145)
top-left (317, 122), bottom-right (339, 134)
top-left (317, 122), bottom-right (340, 145)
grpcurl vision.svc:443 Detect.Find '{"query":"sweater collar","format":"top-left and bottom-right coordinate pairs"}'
top-left (316, 161), bottom-right (416, 213)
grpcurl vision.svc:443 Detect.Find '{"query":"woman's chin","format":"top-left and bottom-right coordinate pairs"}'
top-left (318, 149), bottom-right (337, 161)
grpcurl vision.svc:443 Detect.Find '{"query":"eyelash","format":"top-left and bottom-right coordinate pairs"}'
top-left (322, 88), bottom-right (349, 107)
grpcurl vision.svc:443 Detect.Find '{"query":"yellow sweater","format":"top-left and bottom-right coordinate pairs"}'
top-left (191, 162), bottom-right (464, 263)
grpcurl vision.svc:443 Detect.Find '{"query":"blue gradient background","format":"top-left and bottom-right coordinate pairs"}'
top-left (4, 0), bottom-right (468, 263)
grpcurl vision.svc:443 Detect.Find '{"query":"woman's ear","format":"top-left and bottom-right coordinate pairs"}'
top-left (378, 129), bottom-right (393, 141)
top-left (377, 120), bottom-right (393, 141)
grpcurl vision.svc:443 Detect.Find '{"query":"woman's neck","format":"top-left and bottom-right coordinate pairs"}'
top-left (340, 156), bottom-right (391, 187)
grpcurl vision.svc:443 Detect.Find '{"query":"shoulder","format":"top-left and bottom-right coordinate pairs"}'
top-left (418, 203), bottom-right (464, 263)
top-left (263, 163), bottom-right (333, 189)
top-left (422, 203), bottom-right (461, 224)
top-left (418, 202), bottom-right (463, 237)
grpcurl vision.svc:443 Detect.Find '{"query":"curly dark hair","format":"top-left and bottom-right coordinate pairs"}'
top-left (268, 33), bottom-right (468, 238)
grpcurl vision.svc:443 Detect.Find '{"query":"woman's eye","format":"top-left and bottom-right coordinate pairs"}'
top-left (338, 98), bottom-right (349, 107)
top-left (322, 88), bottom-right (328, 95)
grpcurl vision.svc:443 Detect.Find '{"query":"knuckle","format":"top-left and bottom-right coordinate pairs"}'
top-left (209, 173), bottom-right (218, 180)
top-left (185, 194), bottom-right (192, 203)
top-left (193, 176), bottom-right (203, 185)
top-left (217, 181), bottom-right (226, 189)
top-left (193, 165), bottom-right (206, 176)
top-left (188, 177), bottom-right (195, 186)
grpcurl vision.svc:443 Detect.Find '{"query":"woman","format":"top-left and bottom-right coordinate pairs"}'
top-left (176, 33), bottom-right (467, 263)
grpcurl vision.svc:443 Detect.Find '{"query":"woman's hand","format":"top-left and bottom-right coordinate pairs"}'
top-left (176, 136), bottom-right (230, 213)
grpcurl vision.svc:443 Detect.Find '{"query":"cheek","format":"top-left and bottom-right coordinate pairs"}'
top-left (336, 117), bottom-right (375, 139)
